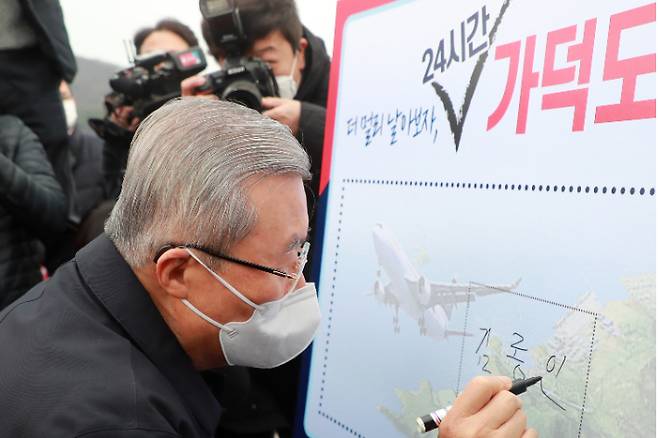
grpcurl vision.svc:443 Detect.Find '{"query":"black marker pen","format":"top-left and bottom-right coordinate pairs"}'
top-left (416, 376), bottom-right (542, 434)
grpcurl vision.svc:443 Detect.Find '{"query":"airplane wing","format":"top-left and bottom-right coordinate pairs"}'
top-left (469, 278), bottom-right (522, 295)
top-left (427, 278), bottom-right (521, 307)
top-left (426, 287), bottom-right (476, 307)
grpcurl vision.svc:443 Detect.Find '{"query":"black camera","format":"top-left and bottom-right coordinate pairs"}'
top-left (89, 47), bottom-right (207, 142)
top-left (108, 47), bottom-right (207, 119)
top-left (199, 0), bottom-right (279, 111)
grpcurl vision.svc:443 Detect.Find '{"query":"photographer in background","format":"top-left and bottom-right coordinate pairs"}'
top-left (73, 19), bottom-right (200, 267)
top-left (191, 0), bottom-right (331, 202)
top-left (99, 18), bottom-right (199, 200)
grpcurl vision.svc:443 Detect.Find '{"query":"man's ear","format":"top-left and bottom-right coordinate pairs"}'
top-left (155, 248), bottom-right (194, 299)
top-left (297, 37), bottom-right (309, 72)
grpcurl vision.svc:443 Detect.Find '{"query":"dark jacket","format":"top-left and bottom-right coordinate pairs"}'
top-left (102, 129), bottom-right (132, 200)
top-left (69, 126), bottom-right (104, 220)
top-left (0, 115), bottom-right (67, 308)
top-left (43, 125), bottom-right (106, 272)
top-left (0, 0), bottom-right (77, 229)
top-left (86, 116), bottom-right (133, 201)
top-left (19, 0), bottom-right (77, 82)
top-left (296, 26), bottom-right (331, 199)
top-left (0, 234), bottom-right (222, 437)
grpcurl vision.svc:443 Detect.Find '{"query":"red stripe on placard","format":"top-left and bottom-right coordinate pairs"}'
top-left (319, 0), bottom-right (396, 195)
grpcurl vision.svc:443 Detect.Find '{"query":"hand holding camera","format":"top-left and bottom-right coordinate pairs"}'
top-left (109, 106), bottom-right (140, 132)
top-left (262, 97), bottom-right (301, 135)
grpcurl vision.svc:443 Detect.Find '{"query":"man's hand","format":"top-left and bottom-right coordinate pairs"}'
top-left (180, 75), bottom-right (215, 98)
top-left (110, 106), bottom-right (140, 132)
top-left (262, 97), bottom-right (301, 136)
top-left (439, 376), bottom-right (538, 438)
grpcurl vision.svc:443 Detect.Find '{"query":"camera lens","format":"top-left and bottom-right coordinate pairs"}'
top-left (221, 80), bottom-right (263, 111)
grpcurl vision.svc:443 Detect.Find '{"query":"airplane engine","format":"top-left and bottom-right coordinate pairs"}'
top-left (417, 276), bottom-right (431, 306)
top-left (423, 305), bottom-right (448, 341)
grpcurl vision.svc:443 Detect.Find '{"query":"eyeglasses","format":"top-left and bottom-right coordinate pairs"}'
top-left (154, 241), bottom-right (310, 280)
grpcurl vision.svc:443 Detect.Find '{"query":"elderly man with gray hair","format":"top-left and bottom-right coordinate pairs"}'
top-left (0, 98), bottom-right (320, 437)
top-left (0, 98), bottom-right (535, 438)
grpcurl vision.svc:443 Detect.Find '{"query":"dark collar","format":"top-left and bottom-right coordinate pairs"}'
top-left (76, 234), bottom-right (221, 435)
top-left (297, 26), bottom-right (330, 101)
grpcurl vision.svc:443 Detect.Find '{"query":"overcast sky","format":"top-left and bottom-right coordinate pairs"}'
top-left (59, 0), bottom-right (338, 70)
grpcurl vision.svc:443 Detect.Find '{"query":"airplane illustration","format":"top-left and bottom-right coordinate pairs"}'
top-left (371, 223), bottom-right (521, 341)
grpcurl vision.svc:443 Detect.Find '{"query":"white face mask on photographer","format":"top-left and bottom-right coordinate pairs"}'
top-left (275, 52), bottom-right (299, 100)
top-left (62, 98), bottom-right (78, 134)
top-left (182, 244), bottom-right (321, 369)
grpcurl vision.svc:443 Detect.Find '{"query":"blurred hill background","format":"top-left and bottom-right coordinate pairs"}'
top-left (70, 57), bottom-right (119, 135)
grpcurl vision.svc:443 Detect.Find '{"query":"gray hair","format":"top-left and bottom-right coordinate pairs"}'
top-left (105, 97), bottom-right (311, 267)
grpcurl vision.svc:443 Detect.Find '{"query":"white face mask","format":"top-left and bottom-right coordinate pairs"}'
top-left (275, 52), bottom-right (299, 99)
top-left (62, 98), bottom-right (77, 134)
top-left (182, 248), bottom-right (322, 369)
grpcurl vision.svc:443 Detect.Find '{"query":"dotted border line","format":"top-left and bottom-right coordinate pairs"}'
top-left (471, 282), bottom-right (599, 317)
top-left (461, 282), bottom-right (598, 438)
top-left (578, 316), bottom-right (598, 438)
top-left (317, 181), bottom-right (604, 437)
top-left (455, 284), bottom-right (473, 394)
top-left (341, 178), bottom-right (656, 197)
top-left (316, 185), bottom-right (365, 437)
top-left (317, 410), bottom-right (366, 438)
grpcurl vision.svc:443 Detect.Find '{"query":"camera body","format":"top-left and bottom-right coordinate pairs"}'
top-left (201, 58), bottom-right (278, 111)
top-left (108, 47), bottom-right (207, 118)
top-left (199, 0), bottom-right (279, 111)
